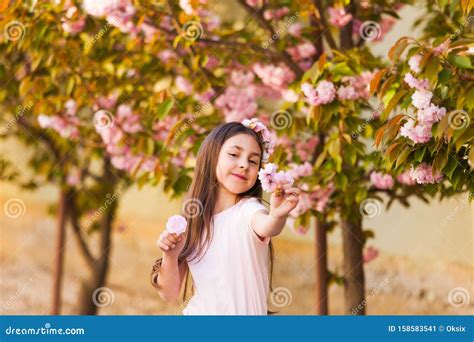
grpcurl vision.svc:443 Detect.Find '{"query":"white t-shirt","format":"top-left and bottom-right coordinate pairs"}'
top-left (183, 197), bottom-right (271, 315)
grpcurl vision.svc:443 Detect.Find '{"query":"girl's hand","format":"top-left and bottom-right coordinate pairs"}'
top-left (269, 181), bottom-right (301, 219)
top-left (157, 230), bottom-right (187, 259)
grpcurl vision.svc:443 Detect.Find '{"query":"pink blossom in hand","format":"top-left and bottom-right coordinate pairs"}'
top-left (328, 7), bottom-right (353, 28)
top-left (370, 171), bottom-right (394, 190)
top-left (165, 215), bottom-right (188, 235)
top-left (258, 163), bottom-right (278, 192)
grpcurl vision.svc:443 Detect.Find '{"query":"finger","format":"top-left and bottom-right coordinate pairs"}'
top-left (168, 233), bottom-right (179, 243)
top-left (158, 241), bottom-right (170, 251)
top-left (163, 238), bottom-right (176, 249)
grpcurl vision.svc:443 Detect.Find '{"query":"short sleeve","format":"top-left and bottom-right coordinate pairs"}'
top-left (244, 198), bottom-right (270, 245)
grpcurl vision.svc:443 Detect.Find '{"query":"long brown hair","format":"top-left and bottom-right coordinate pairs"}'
top-left (151, 122), bottom-right (275, 310)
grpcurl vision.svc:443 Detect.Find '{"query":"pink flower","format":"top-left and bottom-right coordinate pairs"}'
top-left (433, 41), bottom-right (449, 56)
top-left (311, 183), bottom-right (335, 212)
top-left (215, 86), bottom-right (257, 122)
top-left (252, 63), bottom-right (295, 89)
top-left (258, 163), bottom-right (278, 192)
top-left (82, 0), bottom-right (121, 17)
top-left (61, 16), bottom-right (86, 34)
top-left (328, 7), bottom-right (353, 28)
top-left (140, 22), bottom-right (158, 43)
top-left (289, 162), bottom-right (312, 179)
top-left (165, 214), bottom-right (188, 235)
top-left (399, 118), bottom-right (432, 144)
top-left (116, 104), bottom-right (142, 133)
top-left (408, 54), bottom-right (422, 73)
top-left (404, 73), bottom-right (429, 91)
top-left (337, 85), bottom-right (358, 101)
top-left (175, 76), bottom-right (193, 95)
top-left (411, 90), bottom-right (433, 110)
top-left (397, 170), bottom-right (416, 186)
top-left (289, 192), bottom-right (312, 217)
top-left (96, 92), bottom-right (119, 110)
top-left (66, 170), bottom-right (81, 186)
top-left (158, 50), bottom-right (177, 63)
top-left (370, 171), bottom-right (394, 190)
top-left (281, 89), bottom-right (299, 103)
top-left (287, 41), bottom-right (317, 61)
top-left (274, 171), bottom-right (294, 186)
top-left (263, 7), bottom-right (289, 20)
top-left (302, 81), bottom-right (335, 105)
top-left (179, 0), bottom-right (193, 14)
top-left (64, 99), bottom-right (78, 117)
top-left (417, 104), bottom-right (446, 124)
top-left (288, 23), bottom-right (302, 37)
top-left (230, 70), bottom-right (255, 87)
top-left (410, 163), bottom-right (443, 184)
top-left (246, 0), bottom-right (264, 7)
top-left (363, 246), bottom-right (379, 263)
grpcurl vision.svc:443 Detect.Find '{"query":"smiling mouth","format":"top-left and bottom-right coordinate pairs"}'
top-left (231, 173), bottom-right (247, 180)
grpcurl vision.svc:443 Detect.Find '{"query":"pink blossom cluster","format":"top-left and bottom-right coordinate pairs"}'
top-left (400, 71), bottom-right (447, 144)
top-left (82, 0), bottom-right (158, 40)
top-left (289, 162), bottom-right (313, 179)
top-left (301, 81), bottom-right (335, 106)
top-left (263, 7), bottom-right (289, 20)
top-left (396, 170), bottom-right (416, 186)
top-left (215, 71), bottom-right (258, 122)
top-left (258, 163), bottom-right (294, 193)
top-left (410, 163), bottom-right (443, 184)
top-left (37, 99), bottom-right (80, 139)
top-left (61, 3), bottom-right (86, 34)
top-left (328, 7), bottom-right (353, 28)
top-left (370, 171), bottom-right (394, 190)
top-left (287, 41), bottom-right (317, 71)
top-left (252, 63), bottom-right (295, 90)
top-left (289, 182), bottom-right (335, 217)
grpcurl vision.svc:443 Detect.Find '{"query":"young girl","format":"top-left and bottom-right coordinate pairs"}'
top-left (151, 119), bottom-right (300, 315)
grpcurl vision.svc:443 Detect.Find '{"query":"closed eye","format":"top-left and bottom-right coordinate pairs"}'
top-left (250, 160), bottom-right (258, 165)
top-left (228, 153), bottom-right (237, 157)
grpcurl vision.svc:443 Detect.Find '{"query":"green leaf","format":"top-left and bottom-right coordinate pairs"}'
top-left (335, 173), bottom-right (348, 191)
top-left (156, 98), bottom-right (174, 120)
top-left (451, 55), bottom-right (472, 69)
top-left (382, 89), bottom-right (407, 121)
top-left (414, 147), bottom-right (426, 162)
top-left (395, 146), bottom-right (412, 168)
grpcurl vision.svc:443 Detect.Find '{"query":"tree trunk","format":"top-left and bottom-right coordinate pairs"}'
top-left (314, 218), bottom-right (328, 315)
top-left (77, 157), bottom-right (117, 315)
top-left (51, 189), bottom-right (69, 315)
top-left (341, 209), bottom-right (365, 315)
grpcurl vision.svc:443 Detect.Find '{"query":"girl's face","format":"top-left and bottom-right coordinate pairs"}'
top-left (215, 133), bottom-right (261, 195)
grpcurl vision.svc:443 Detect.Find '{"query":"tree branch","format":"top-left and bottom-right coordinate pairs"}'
top-left (312, 0), bottom-right (338, 50)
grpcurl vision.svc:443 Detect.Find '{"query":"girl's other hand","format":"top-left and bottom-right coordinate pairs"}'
top-left (157, 230), bottom-right (186, 259)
